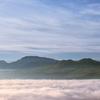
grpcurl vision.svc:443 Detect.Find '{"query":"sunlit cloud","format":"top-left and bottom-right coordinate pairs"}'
top-left (0, 79), bottom-right (100, 100)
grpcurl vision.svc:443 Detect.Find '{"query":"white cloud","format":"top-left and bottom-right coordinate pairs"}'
top-left (0, 79), bottom-right (100, 100)
top-left (81, 3), bottom-right (100, 15)
top-left (0, 0), bottom-right (100, 54)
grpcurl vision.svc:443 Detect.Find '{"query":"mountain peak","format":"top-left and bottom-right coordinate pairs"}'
top-left (0, 60), bottom-right (7, 67)
top-left (78, 58), bottom-right (100, 66)
top-left (8, 56), bottom-right (58, 69)
top-left (20, 56), bottom-right (55, 60)
top-left (0, 60), bottom-right (7, 63)
top-left (78, 58), bottom-right (96, 62)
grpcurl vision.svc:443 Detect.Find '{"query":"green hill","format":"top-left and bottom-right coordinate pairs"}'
top-left (78, 58), bottom-right (100, 66)
top-left (0, 56), bottom-right (58, 69)
top-left (0, 60), bottom-right (7, 68)
top-left (21, 58), bottom-right (100, 79)
top-left (0, 57), bottom-right (100, 79)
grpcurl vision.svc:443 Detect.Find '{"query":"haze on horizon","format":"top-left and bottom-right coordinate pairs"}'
top-left (0, 0), bottom-right (100, 62)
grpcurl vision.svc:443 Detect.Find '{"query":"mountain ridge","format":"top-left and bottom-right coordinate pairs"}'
top-left (0, 56), bottom-right (100, 69)
top-left (0, 56), bottom-right (59, 69)
top-left (0, 56), bottom-right (100, 79)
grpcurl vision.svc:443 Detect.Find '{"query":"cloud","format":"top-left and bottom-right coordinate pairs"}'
top-left (0, 79), bottom-right (100, 100)
top-left (0, 17), bottom-right (100, 54)
top-left (0, 0), bottom-right (100, 55)
top-left (81, 3), bottom-right (100, 15)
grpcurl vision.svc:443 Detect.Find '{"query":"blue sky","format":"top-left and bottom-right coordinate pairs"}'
top-left (0, 0), bottom-right (100, 62)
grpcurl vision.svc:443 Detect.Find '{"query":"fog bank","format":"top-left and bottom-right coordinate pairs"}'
top-left (0, 79), bottom-right (100, 100)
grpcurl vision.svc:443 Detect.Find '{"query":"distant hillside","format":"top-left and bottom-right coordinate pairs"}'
top-left (78, 58), bottom-right (100, 66)
top-left (0, 57), bottom-right (100, 79)
top-left (21, 58), bottom-right (100, 79)
top-left (0, 60), bottom-right (7, 67)
top-left (52, 58), bottom-right (100, 68)
top-left (0, 56), bottom-right (58, 69)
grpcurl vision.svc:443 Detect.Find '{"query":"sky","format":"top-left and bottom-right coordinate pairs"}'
top-left (0, 0), bottom-right (100, 62)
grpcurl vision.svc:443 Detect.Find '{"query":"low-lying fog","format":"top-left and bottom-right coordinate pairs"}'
top-left (0, 79), bottom-right (100, 100)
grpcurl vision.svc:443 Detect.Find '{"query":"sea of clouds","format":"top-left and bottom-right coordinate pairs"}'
top-left (0, 79), bottom-right (100, 100)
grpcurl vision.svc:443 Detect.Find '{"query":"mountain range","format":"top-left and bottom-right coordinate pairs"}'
top-left (0, 56), bottom-right (100, 79)
top-left (0, 56), bottom-right (58, 69)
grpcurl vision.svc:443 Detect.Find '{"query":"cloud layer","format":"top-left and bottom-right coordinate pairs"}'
top-left (0, 79), bottom-right (100, 100)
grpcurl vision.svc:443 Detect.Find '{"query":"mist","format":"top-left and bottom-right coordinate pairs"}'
top-left (0, 79), bottom-right (100, 100)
